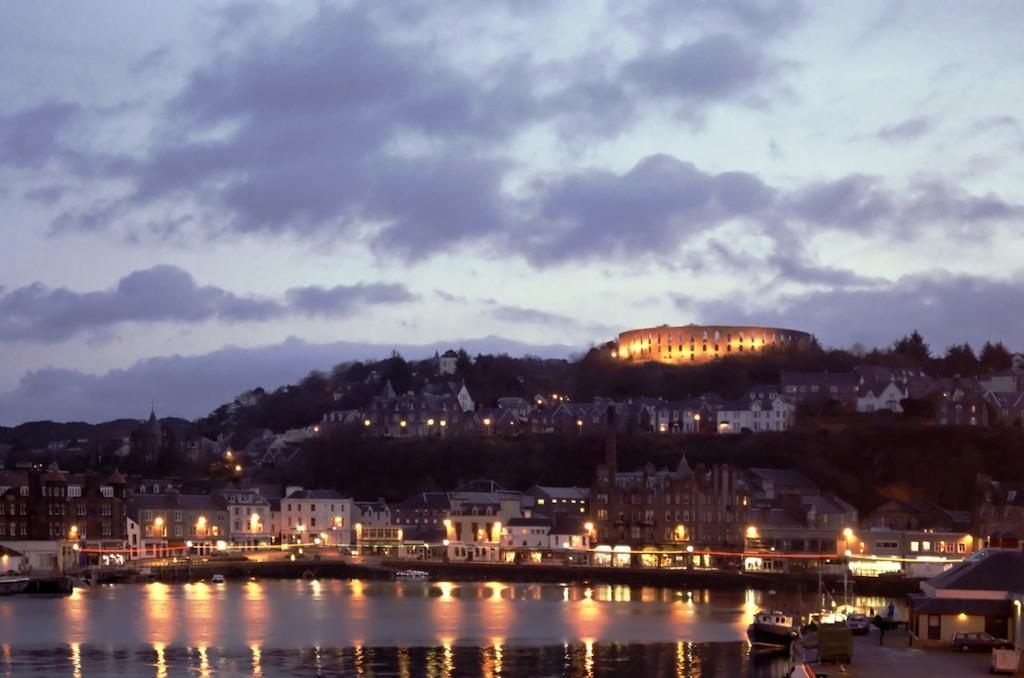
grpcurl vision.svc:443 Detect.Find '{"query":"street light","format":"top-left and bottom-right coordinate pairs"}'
top-left (364, 419), bottom-right (372, 427)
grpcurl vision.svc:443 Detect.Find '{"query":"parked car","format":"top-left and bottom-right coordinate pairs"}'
top-left (951, 632), bottom-right (1011, 652)
top-left (845, 613), bottom-right (870, 635)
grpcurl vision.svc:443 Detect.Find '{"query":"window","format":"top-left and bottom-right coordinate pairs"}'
top-left (910, 541), bottom-right (920, 552)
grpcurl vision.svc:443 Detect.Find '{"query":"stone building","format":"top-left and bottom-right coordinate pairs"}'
top-left (0, 467), bottom-right (128, 567)
top-left (591, 407), bottom-right (748, 550)
top-left (617, 323), bottom-right (812, 365)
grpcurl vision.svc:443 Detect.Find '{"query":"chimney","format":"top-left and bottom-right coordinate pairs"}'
top-left (605, 405), bottom-right (617, 487)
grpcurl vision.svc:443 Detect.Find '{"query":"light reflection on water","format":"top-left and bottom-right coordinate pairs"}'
top-left (0, 580), bottom-right (899, 675)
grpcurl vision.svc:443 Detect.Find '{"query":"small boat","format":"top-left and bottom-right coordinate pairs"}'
top-left (394, 569), bottom-right (430, 581)
top-left (211, 574), bottom-right (226, 583)
top-left (747, 610), bottom-right (797, 650)
top-left (0, 576), bottom-right (30, 595)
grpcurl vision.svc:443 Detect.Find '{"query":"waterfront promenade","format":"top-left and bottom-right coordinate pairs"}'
top-left (136, 554), bottom-right (924, 597)
top-left (806, 627), bottom-right (992, 676)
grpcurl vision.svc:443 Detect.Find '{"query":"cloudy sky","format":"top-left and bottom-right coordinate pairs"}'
top-left (2, 1), bottom-right (1023, 423)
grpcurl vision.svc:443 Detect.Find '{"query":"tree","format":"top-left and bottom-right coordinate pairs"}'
top-left (382, 351), bottom-right (413, 395)
top-left (979, 341), bottom-right (1013, 372)
top-left (893, 330), bottom-right (930, 364)
top-left (942, 343), bottom-right (978, 376)
top-left (456, 348), bottom-right (473, 375)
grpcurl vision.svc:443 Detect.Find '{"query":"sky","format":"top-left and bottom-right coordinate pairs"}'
top-left (1, 1), bottom-right (1023, 424)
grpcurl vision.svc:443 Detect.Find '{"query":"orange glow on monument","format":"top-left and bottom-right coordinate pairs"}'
top-left (617, 323), bottom-right (812, 365)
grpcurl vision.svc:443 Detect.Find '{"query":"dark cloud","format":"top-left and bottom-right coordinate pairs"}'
top-left (490, 304), bottom-right (618, 337)
top-left (0, 335), bottom-right (579, 424)
top-left (285, 283), bottom-right (417, 316)
top-left (63, 4), bottom-right (526, 259)
top-left (491, 304), bottom-right (579, 326)
top-left (786, 175), bottom-right (894, 231)
top-left (522, 154), bottom-right (1022, 269)
top-left (0, 101), bottom-right (79, 169)
top-left (434, 290), bottom-right (468, 303)
top-left (52, 2), bottom-right (798, 255)
top-left (624, 34), bottom-right (780, 109)
top-left (0, 266), bottom-right (414, 342)
top-left (876, 116), bottom-right (931, 141)
top-left (688, 270), bottom-right (1024, 351)
top-left (524, 154), bottom-right (774, 266)
top-left (620, 0), bottom-right (806, 39)
top-left (784, 174), bottom-right (1022, 235)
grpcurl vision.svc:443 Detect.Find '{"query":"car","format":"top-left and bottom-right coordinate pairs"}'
top-left (950, 631), bottom-right (1011, 652)
top-left (845, 613), bottom-right (870, 635)
top-left (210, 574), bottom-right (226, 584)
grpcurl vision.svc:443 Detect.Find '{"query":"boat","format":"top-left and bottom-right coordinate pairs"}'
top-left (0, 576), bottom-right (30, 595)
top-left (211, 574), bottom-right (226, 583)
top-left (394, 569), bottom-right (430, 581)
top-left (747, 610), bottom-right (798, 650)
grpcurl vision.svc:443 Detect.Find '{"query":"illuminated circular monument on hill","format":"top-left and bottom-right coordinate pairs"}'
top-left (616, 323), bottom-right (812, 364)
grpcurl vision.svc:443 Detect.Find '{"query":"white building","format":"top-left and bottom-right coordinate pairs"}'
top-left (355, 500), bottom-right (391, 526)
top-left (857, 381), bottom-right (907, 413)
top-left (280, 489), bottom-right (353, 546)
top-left (216, 489), bottom-right (272, 547)
top-left (653, 401), bottom-right (701, 433)
top-left (439, 349), bottom-right (460, 376)
top-left (717, 390), bottom-right (795, 434)
top-left (443, 481), bottom-right (523, 562)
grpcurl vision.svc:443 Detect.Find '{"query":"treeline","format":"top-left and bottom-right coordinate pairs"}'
top-left (275, 422), bottom-right (1024, 514)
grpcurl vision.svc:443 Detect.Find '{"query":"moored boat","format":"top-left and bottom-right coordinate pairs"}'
top-left (746, 610), bottom-right (797, 650)
top-left (395, 569), bottom-right (430, 581)
top-left (0, 576), bottom-right (30, 595)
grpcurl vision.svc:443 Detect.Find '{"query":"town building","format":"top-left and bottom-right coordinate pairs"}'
top-left (438, 349), bottom-right (460, 376)
top-left (592, 408), bottom-right (748, 555)
top-left (278, 488), bottom-right (353, 545)
top-left (856, 380), bottom-right (907, 413)
top-left (523, 486), bottom-right (590, 516)
top-left (716, 388), bottom-right (795, 434)
top-left (214, 488), bottom-right (271, 547)
top-left (127, 491), bottom-right (227, 559)
top-left (780, 372), bottom-right (859, 409)
top-left (392, 492), bottom-right (451, 529)
top-left (975, 479), bottom-right (1024, 548)
top-left (443, 480), bottom-right (522, 563)
top-left (909, 549), bottom-right (1024, 647)
top-left (864, 499), bottom-right (969, 532)
top-left (355, 500), bottom-right (391, 526)
top-left (0, 468), bottom-right (128, 569)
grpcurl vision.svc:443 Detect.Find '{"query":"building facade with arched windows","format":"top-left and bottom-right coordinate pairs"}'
top-left (617, 324), bottom-right (812, 365)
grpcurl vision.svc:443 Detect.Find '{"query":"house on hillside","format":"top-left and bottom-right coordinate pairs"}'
top-left (716, 388), bottom-right (795, 434)
top-left (856, 381), bottom-right (907, 413)
top-left (438, 349), bottom-right (459, 376)
top-left (865, 499), bottom-right (969, 532)
top-left (781, 372), bottom-right (859, 410)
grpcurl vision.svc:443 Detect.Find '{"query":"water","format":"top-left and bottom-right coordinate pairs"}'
top-left (0, 580), bottom-right (898, 676)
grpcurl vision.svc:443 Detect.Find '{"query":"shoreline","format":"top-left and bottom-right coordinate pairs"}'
top-left (135, 558), bottom-right (923, 596)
